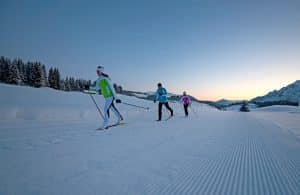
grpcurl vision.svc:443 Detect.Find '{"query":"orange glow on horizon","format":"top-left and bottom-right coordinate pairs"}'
top-left (189, 78), bottom-right (299, 101)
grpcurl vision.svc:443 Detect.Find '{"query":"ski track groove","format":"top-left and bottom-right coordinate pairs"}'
top-left (192, 158), bottom-right (219, 194)
top-left (177, 160), bottom-right (211, 195)
top-left (211, 146), bottom-right (233, 195)
top-left (163, 161), bottom-right (200, 195)
top-left (186, 158), bottom-right (215, 194)
top-left (251, 139), bottom-right (260, 195)
top-left (285, 160), bottom-right (300, 193)
top-left (256, 121), bottom-right (298, 194)
top-left (171, 166), bottom-right (193, 195)
top-left (219, 141), bottom-right (239, 195)
top-left (184, 161), bottom-right (211, 195)
top-left (176, 159), bottom-right (209, 195)
top-left (199, 153), bottom-right (226, 194)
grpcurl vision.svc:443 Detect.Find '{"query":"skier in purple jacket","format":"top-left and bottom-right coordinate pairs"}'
top-left (180, 91), bottom-right (191, 117)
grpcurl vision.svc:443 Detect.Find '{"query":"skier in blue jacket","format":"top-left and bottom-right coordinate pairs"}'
top-left (154, 83), bottom-right (173, 121)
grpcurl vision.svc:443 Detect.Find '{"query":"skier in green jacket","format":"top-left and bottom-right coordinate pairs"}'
top-left (92, 66), bottom-right (123, 129)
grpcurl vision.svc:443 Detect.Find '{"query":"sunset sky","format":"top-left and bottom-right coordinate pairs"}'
top-left (1, 0), bottom-right (299, 101)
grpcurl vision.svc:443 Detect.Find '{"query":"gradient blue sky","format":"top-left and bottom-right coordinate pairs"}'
top-left (1, 0), bottom-right (299, 100)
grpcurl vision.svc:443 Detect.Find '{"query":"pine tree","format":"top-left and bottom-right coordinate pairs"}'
top-left (7, 62), bottom-right (21, 85)
top-left (54, 68), bottom-right (61, 90)
top-left (75, 79), bottom-right (80, 91)
top-left (69, 77), bottom-right (75, 91)
top-left (25, 62), bottom-right (34, 86)
top-left (31, 62), bottom-right (43, 87)
top-left (13, 58), bottom-right (25, 85)
top-left (64, 77), bottom-right (71, 91)
top-left (60, 79), bottom-right (65, 91)
top-left (48, 67), bottom-right (57, 89)
top-left (0, 56), bottom-right (10, 83)
top-left (41, 65), bottom-right (48, 87)
top-left (0, 56), bottom-right (5, 82)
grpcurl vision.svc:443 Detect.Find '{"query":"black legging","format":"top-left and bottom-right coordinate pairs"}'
top-left (107, 100), bottom-right (123, 120)
top-left (184, 104), bottom-right (189, 116)
top-left (158, 102), bottom-right (173, 120)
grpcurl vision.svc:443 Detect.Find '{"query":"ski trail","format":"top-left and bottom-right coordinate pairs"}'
top-left (139, 113), bottom-right (300, 195)
top-left (1, 109), bottom-right (300, 194)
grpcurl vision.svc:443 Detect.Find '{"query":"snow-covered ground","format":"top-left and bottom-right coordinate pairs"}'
top-left (0, 84), bottom-right (300, 195)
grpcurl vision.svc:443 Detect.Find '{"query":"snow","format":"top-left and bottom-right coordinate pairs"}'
top-left (251, 106), bottom-right (300, 140)
top-left (0, 84), bottom-right (300, 195)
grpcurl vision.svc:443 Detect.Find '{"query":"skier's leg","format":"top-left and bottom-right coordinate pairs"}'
top-left (110, 102), bottom-right (123, 121)
top-left (158, 102), bottom-right (163, 120)
top-left (101, 97), bottom-right (114, 128)
top-left (184, 105), bottom-right (188, 116)
top-left (165, 102), bottom-right (173, 116)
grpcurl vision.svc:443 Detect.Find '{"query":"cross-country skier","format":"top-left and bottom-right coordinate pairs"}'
top-left (90, 66), bottom-right (123, 129)
top-left (154, 83), bottom-right (173, 121)
top-left (180, 91), bottom-right (191, 116)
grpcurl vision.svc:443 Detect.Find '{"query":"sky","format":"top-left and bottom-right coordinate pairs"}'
top-left (0, 0), bottom-right (299, 101)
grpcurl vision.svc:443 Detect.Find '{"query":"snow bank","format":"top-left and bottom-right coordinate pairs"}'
top-left (0, 84), bottom-right (100, 121)
top-left (0, 84), bottom-right (211, 121)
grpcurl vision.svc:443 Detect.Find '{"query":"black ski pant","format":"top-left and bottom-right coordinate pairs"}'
top-left (184, 104), bottom-right (189, 116)
top-left (158, 102), bottom-right (173, 120)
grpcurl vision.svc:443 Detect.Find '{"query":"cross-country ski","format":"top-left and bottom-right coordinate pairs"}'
top-left (96, 122), bottom-right (127, 130)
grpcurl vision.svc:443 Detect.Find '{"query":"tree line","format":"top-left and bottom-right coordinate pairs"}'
top-left (0, 56), bottom-right (123, 93)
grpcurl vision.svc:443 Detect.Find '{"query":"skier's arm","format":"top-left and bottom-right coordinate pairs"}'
top-left (188, 96), bottom-right (192, 106)
top-left (109, 81), bottom-right (121, 103)
top-left (179, 96), bottom-right (183, 104)
top-left (154, 90), bottom-right (160, 102)
top-left (89, 79), bottom-right (101, 93)
top-left (85, 80), bottom-right (98, 93)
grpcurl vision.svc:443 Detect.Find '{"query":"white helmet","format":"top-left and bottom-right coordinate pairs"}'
top-left (97, 66), bottom-right (104, 72)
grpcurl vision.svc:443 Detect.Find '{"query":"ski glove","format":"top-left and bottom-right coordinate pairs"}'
top-left (116, 99), bottom-right (122, 103)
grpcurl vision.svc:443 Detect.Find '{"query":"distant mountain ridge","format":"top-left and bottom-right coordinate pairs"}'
top-left (252, 80), bottom-right (300, 105)
top-left (212, 80), bottom-right (300, 110)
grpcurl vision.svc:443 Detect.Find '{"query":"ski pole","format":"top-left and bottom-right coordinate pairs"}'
top-left (89, 94), bottom-right (104, 119)
top-left (190, 105), bottom-right (199, 117)
top-left (121, 102), bottom-right (149, 110)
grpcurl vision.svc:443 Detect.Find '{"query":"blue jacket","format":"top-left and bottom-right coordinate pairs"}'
top-left (155, 87), bottom-right (168, 103)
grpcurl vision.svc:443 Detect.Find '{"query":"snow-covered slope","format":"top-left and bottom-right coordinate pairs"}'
top-left (0, 84), bottom-right (300, 195)
top-left (252, 80), bottom-right (300, 103)
top-left (0, 83), bottom-right (212, 122)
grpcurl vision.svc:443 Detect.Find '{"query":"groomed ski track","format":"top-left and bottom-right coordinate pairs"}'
top-left (1, 110), bottom-right (299, 195)
top-left (0, 84), bottom-right (299, 194)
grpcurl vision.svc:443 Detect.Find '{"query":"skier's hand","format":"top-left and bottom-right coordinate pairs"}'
top-left (153, 100), bottom-right (156, 103)
top-left (116, 99), bottom-right (122, 103)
